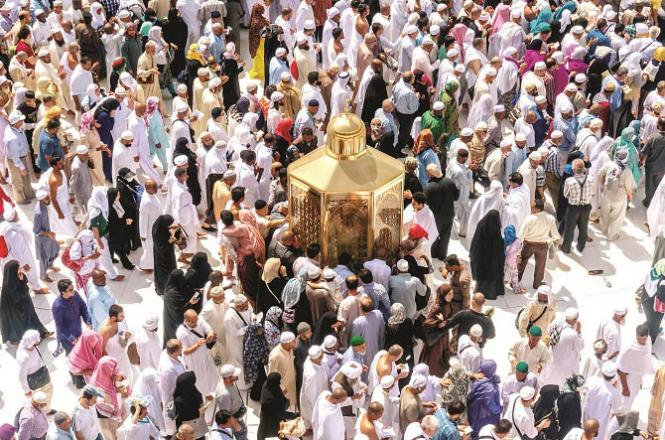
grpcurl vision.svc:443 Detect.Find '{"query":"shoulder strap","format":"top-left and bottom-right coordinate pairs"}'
top-left (233, 308), bottom-right (248, 326)
top-left (35, 347), bottom-right (46, 367)
top-left (511, 395), bottom-right (525, 439)
top-left (529, 306), bottom-right (547, 327)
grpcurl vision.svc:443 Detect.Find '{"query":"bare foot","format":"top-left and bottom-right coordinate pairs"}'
top-left (42, 276), bottom-right (54, 283)
top-left (111, 275), bottom-right (126, 281)
top-left (49, 267), bottom-right (61, 272)
top-left (34, 288), bottom-right (50, 294)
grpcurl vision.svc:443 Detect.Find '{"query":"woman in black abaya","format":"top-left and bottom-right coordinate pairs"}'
top-left (185, 252), bottom-right (213, 293)
top-left (0, 260), bottom-right (52, 344)
top-left (152, 214), bottom-right (178, 295)
top-left (116, 169), bottom-right (141, 251)
top-left (161, 8), bottom-right (188, 79)
top-left (163, 268), bottom-right (200, 343)
top-left (173, 371), bottom-right (207, 439)
top-left (107, 187), bottom-right (134, 270)
top-left (312, 311), bottom-right (339, 345)
top-left (533, 384), bottom-right (561, 439)
top-left (469, 210), bottom-right (505, 299)
top-left (173, 137), bottom-right (202, 206)
top-left (256, 257), bottom-right (288, 314)
top-left (257, 372), bottom-right (296, 440)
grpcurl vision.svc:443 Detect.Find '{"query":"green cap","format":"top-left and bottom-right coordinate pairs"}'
top-left (515, 362), bottom-right (529, 373)
top-left (350, 335), bottom-right (365, 346)
top-left (528, 326), bottom-right (542, 337)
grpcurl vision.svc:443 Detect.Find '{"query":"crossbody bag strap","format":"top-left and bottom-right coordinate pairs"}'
top-left (233, 308), bottom-right (248, 326)
top-left (529, 306), bottom-right (547, 328)
top-left (511, 395), bottom-right (525, 439)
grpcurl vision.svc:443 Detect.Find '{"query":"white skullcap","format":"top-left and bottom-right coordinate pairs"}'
top-left (280, 72), bottom-right (292, 82)
top-left (221, 364), bottom-right (241, 378)
top-left (271, 91), bottom-right (285, 102)
top-left (571, 25), bottom-right (584, 34)
top-left (396, 259), bottom-right (409, 272)
top-left (470, 324), bottom-right (483, 337)
top-left (535, 95), bottom-right (547, 104)
top-left (197, 67), bottom-right (208, 76)
top-left (405, 24), bottom-right (419, 34)
top-left (475, 121), bottom-right (488, 130)
top-left (308, 345), bottom-right (323, 358)
top-left (296, 34), bottom-right (308, 44)
top-left (175, 101), bottom-right (189, 113)
top-left (51, 27), bottom-right (63, 35)
top-left (35, 190), bottom-right (48, 201)
top-left (614, 305), bottom-right (627, 315)
top-left (37, 47), bottom-right (49, 57)
top-left (560, 102), bottom-right (574, 113)
top-left (275, 47), bottom-right (287, 57)
top-left (209, 77), bottom-right (222, 88)
top-left (233, 293), bottom-right (248, 304)
top-left (432, 101), bottom-right (444, 111)
top-left (142, 313), bottom-right (159, 330)
top-left (486, 67), bottom-right (497, 76)
top-left (503, 47), bottom-right (517, 58)
top-left (575, 73), bottom-right (587, 83)
top-left (8, 111), bottom-right (25, 125)
top-left (280, 331), bottom-right (296, 344)
top-left (606, 10), bottom-right (617, 20)
top-left (307, 266), bottom-right (322, 280)
top-left (534, 61), bottom-right (546, 70)
top-left (304, 20), bottom-right (316, 30)
top-left (565, 307), bottom-right (579, 319)
top-left (342, 362), bottom-right (363, 379)
top-left (120, 130), bottom-right (134, 141)
top-left (635, 23), bottom-right (649, 35)
top-left (173, 155), bottom-right (188, 166)
top-left (447, 48), bottom-right (459, 58)
top-left (410, 374), bottom-right (427, 388)
top-left (323, 268), bottom-right (336, 280)
top-left (565, 83), bottom-right (578, 92)
top-left (460, 127), bottom-right (473, 136)
top-left (510, 8), bottom-right (521, 18)
top-left (515, 132), bottom-right (527, 142)
top-left (536, 285), bottom-right (552, 295)
top-left (380, 375), bottom-right (395, 388)
top-left (327, 7), bottom-right (340, 18)
top-left (602, 361), bottom-right (617, 377)
top-left (520, 386), bottom-right (536, 400)
top-left (552, 51), bottom-right (564, 63)
top-left (76, 145), bottom-right (89, 154)
top-left (551, 130), bottom-right (563, 139)
top-left (116, 86), bottom-right (127, 96)
top-left (323, 334), bottom-right (337, 349)
top-left (500, 139), bottom-right (512, 148)
top-left (590, 118), bottom-right (603, 129)
top-left (479, 11), bottom-right (490, 20)
top-left (33, 391), bottom-right (48, 404)
top-left (430, 25), bottom-right (440, 36)
top-left (495, 104), bottom-right (505, 112)
top-left (454, 64), bottom-right (466, 73)
top-left (35, 8), bottom-right (44, 15)
top-left (118, 9), bottom-right (131, 18)
top-left (529, 151), bottom-right (542, 161)
top-left (437, 2), bottom-right (447, 10)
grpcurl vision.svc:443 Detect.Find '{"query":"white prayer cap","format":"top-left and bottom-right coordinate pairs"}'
top-left (280, 331), bottom-right (296, 344)
top-left (209, 286), bottom-right (225, 297)
top-left (565, 83), bottom-right (578, 92)
top-left (323, 334), bottom-right (337, 349)
top-left (197, 67), bottom-right (209, 76)
top-left (32, 391), bottom-right (48, 404)
top-left (271, 91), bottom-right (285, 102)
top-left (308, 345), bottom-right (323, 358)
top-left (447, 48), bottom-right (459, 58)
top-left (494, 104), bottom-right (505, 112)
top-left (432, 101), bottom-right (444, 111)
top-left (520, 386), bottom-right (536, 400)
top-left (535, 95), bottom-right (547, 104)
top-left (405, 24), bottom-right (419, 35)
top-left (396, 259), bottom-right (409, 272)
top-left (551, 51), bottom-right (564, 63)
top-left (209, 77), bottom-right (222, 88)
top-left (0, 76), bottom-right (8, 86)
top-left (500, 139), bottom-right (512, 148)
top-left (503, 47), bottom-right (517, 57)
top-left (246, 81), bottom-right (258, 92)
top-left (120, 130), bottom-right (134, 141)
top-left (221, 364), bottom-right (241, 378)
top-left (536, 284), bottom-right (551, 295)
top-left (454, 64), bottom-right (466, 73)
top-left (571, 25), bottom-right (584, 34)
top-left (606, 10), bottom-right (617, 20)
top-left (410, 374), bottom-right (427, 388)
top-left (460, 127), bottom-right (473, 137)
top-left (485, 67), bottom-right (497, 76)
top-left (115, 86), bottom-right (127, 96)
top-left (534, 61), bottom-right (546, 70)
top-left (76, 144), bottom-right (89, 154)
top-left (280, 72), bottom-right (292, 82)
top-left (37, 47), bottom-right (49, 57)
top-left (339, 71), bottom-right (350, 79)
top-left (223, 170), bottom-right (235, 179)
top-left (118, 9), bottom-right (131, 18)
top-left (142, 313), bottom-right (159, 330)
top-left (380, 375), bottom-right (395, 389)
top-left (175, 84), bottom-right (187, 95)
top-left (307, 266), bottom-right (322, 280)
top-left (510, 8), bottom-right (521, 18)
top-left (565, 307), bottom-right (579, 319)
top-left (560, 102), bottom-right (574, 113)
top-left (479, 11), bottom-right (490, 21)
top-left (524, 80), bottom-right (537, 91)
top-left (233, 293), bottom-right (248, 305)
top-left (614, 305), bottom-right (627, 315)
top-left (529, 151), bottom-right (542, 161)
top-left (590, 118), bottom-right (603, 129)
top-left (53, 0), bottom-right (63, 5)
top-left (8, 111), bottom-right (25, 125)
top-left (550, 130), bottom-right (564, 139)
top-left (430, 25), bottom-right (440, 36)
top-left (175, 101), bottom-right (189, 113)
top-left (35, 190), bottom-right (48, 201)
top-left (342, 362), bottom-right (363, 379)
top-left (174, 155), bottom-right (188, 166)
top-left (51, 26), bottom-right (63, 35)
top-left (296, 34), bottom-right (308, 45)
top-left (537, 146), bottom-right (548, 155)
top-left (323, 268), bottom-right (336, 280)
top-left (437, 3), bottom-right (447, 11)
top-left (601, 361), bottom-right (617, 377)
top-left (635, 22), bottom-right (649, 36)
top-left (474, 121), bottom-right (488, 131)
top-left (574, 73), bottom-right (587, 83)
top-left (304, 20), bottom-right (316, 30)
top-left (4, 206), bottom-right (16, 220)
top-left (515, 132), bottom-right (527, 142)
top-left (34, 8), bottom-right (44, 15)
top-left (214, 140), bottom-right (227, 149)
top-left (469, 324), bottom-right (483, 337)
top-left (327, 7), bottom-right (340, 18)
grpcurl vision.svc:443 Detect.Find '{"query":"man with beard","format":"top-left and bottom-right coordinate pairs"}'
top-left (33, 190), bottom-right (60, 283)
top-left (35, 48), bottom-right (66, 108)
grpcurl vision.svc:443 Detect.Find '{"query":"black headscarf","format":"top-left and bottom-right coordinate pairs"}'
top-left (185, 252), bottom-right (213, 291)
top-left (312, 311), bottom-right (338, 345)
top-left (173, 371), bottom-right (203, 424)
top-left (162, 269), bottom-right (198, 342)
top-left (162, 8), bottom-right (188, 77)
top-left (261, 372), bottom-right (287, 407)
top-left (527, 39), bottom-right (544, 51)
top-left (106, 187), bottom-right (128, 253)
top-left (469, 210), bottom-right (505, 282)
top-left (533, 384), bottom-right (561, 421)
top-left (173, 137), bottom-right (202, 206)
top-left (93, 98), bottom-right (120, 119)
top-left (152, 215), bottom-right (176, 295)
top-left (0, 260), bottom-right (48, 343)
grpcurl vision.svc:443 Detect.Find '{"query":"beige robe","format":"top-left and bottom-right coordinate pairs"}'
top-left (268, 345), bottom-right (297, 409)
top-left (136, 52), bottom-right (160, 106)
top-left (35, 59), bottom-right (66, 108)
top-left (82, 129), bottom-right (108, 186)
top-left (648, 364), bottom-right (665, 434)
top-left (192, 78), bottom-right (209, 116)
top-left (200, 299), bottom-right (229, 365)
top-left (295, 47), bottom-right (316, 89)
top-left (194, 88), bottom-right (221, 135)
top-left (277, 82), bottom-right (301, 120)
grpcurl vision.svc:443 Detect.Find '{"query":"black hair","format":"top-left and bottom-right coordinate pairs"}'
top-left (413, 192), bottom-right (427, 204)
top-left (109, 304), bottom-right (124, 318)
top-left (221, 210), bottom-right (234, 227)
top-left (306, 243), bottom-right (321, 258)
top-left (255, 199), bottom-right (267, 210)
top-left (57, 278), bottom-right (73, 293)
top-left (448, 401), bottom-right (466, 415)
top-left (358, 268), bottom-right (373, 284)
top-left (509, 172), bottom-right (524, 185)
top-left (231, 186), bottom-right (245, 202)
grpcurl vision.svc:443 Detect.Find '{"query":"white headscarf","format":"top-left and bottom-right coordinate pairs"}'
top-left (87, 187), bottom-right (109, 220)
top-left (91, 3), bottom-right (106, 29)
top-left (17, 329), bottom-right (41, 365)
top-left (466, 180), bottom-right (505, 238)
top-left (131, 368), bottom-right (165, 429)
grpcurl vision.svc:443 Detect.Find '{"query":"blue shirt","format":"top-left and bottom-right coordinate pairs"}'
top-left (553, 116), bottom-right (577, 152)
top-left (208, 33), bottom-right (225, 62)
top-left (3, 126), bottom-right (30, 171)
top-left (52, 293), bottom-right (91, 351)
top-left (417, 148), bottom-right (441, 187)
top-left (269, 57), bottom-right (289, 86)
top-left (433, 409), bottom-right (461, 440)
top-left (392, 80), bottom-right (419, 115)
top-left (38, 130), bottom-right (65, 171)
top-left (86, 279), bottom-right (117, 331)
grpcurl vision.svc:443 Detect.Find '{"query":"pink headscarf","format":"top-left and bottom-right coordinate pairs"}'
top-left (145, 96), bottom-right (160, 123)
top-left (491, 4), bottom-right (511, 35)
top-left (67, 330), bottom-right (103, 377)
top-left (89, 356), bottom-right (121, 416)
top-left (80, 112), bottom-right (95, 133)
top-left (224, 42), bottom-right (236, 60)
top-left (450, 23), bottom-right (470, 62)
top-left (239, 209), bottom-right (266, 264)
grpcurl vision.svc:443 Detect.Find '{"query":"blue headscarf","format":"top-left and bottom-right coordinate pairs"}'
top-left (504, 224), bottom-right (517, 250)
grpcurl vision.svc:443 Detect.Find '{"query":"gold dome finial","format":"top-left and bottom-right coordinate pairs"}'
top-left (326, 111), bottom-right (366, 158)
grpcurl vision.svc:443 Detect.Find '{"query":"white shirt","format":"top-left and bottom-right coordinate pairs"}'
top-left (234, 162), bottom-right (260, 207)
top-left (72, 403), bottom-right (101, 440)
top-left (504, 395), bottom-right (538, 439)
top-left (596, 318), bottom-right (621, 359)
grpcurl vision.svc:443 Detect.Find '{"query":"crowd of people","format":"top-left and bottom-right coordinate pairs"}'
top-left (0, 0), bottom-right (664, 437)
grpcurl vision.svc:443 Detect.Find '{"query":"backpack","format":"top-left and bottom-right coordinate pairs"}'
top-left (514, 304), bottom-right (548, 332)
top-left (61, 240), bottom-right (84, 272)
top-left (0, 235), bottom-right (8, 258)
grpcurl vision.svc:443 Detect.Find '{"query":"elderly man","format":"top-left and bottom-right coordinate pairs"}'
top-left (389, 259), bottom-right (427, 320)
top-left (158, 340), bottom-right (186, 436)
top-left (300, 345), bottom-right (329, 429)
top-left (546, 308), bottom-right (585, 386)
top-left (172, 167), bottom-right (199, 259)
top-left (112, 130), bottom-right (138, 185)
top-left (224, 294), bottom-right (254, 390)
top-left (504, 387), bottom-right (550, 438)
top-left (4, 111), bottom-right (35, 203)
top-left (312, 389), bottom-right (348, 440)
top-left (201, 286), bottom-right (229, 365)
top-left (215, 364), bottom-right (248, 440)
top-left (562, 159), bottom-right (595, 254)
top-left (176, 309), bottom-right (218, 396)
top-left (0, 207), bottom-right (46, 292)
top-left (17, 391), bottom-right (50, 440)
top-left (69, 145), bottom-right (93, 213)
top-left (268, 331), bottom-right (298, 409)
top-left (86, 269), bottom-right (117, 331)
top-left (583, 361), bottom-right (622, 440)
top-left (129, 103), bottom-right (162, 184)
top-left (138, 179), bottom-right (161, 273)
top-left (458, 324), bottom-right (484, 373)
top-left (33, 190), bottom-right (60, 283)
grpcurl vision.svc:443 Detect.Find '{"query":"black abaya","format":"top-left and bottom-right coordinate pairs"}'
top-left (257, 372), bottom-right (296, 440)
top-left (163, 269), bottom-right (200, 343)
top-left (0, 260), bottom-right (49, 343)
top-left (107, 188), bottom-right (134, 269)
top-left (173, 371), bottom-right (203, 428)
top-left (312, 311), bottom-right (338, 345)
top-left (185, 252), bottom-right (213, 292)
top-left (361, 74), bottom-right (388, 124)
top-left (469, 210), bottom-right (505, 299)
top-left (162, 9), bottom-right (188, 79)
top-left (533, 384), bottom-right (561, 439)
top-left (221, 57), bottom-right (243, 110)
top-left (256, 277), bottom-right (287, 314)
top-left (117, 175), bottom-right (141, 250)
top-left (152, 215), bottom-right (177, 295)
top-left (557, 389), bottom-right (582, 439)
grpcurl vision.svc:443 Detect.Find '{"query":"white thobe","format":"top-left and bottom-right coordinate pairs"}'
top-left (0, 221), bottom-right (40, 287)
top-left (158, 351), bottom-right (186, 435)
top-left (138, 193), bottom-right (162, 270)
top-left (295, 2), bottom-right (315, 35)
top-left (300, 359), bottom-right (330, 428)
top-left (401, 204), bottom-right (439, 246)
top-left (176, 320), bottom-right (218, 396)
top-left (545, 324), bottom-right (584, 387)
top-left (129, 113), bottom-right (162, 184)
top-left (111, 140), bottom-right (138, 185)
top-left (234, 162), bottom-right (260, 208)
top-left (255, 143), bottom-right (274, 201)
top-left (582, 376), bottom-right (621, 440)
top-left (171, 181), bottom-right (198, 254)
top-left (135, 327), bottom-right (161, 371)
top-left (370, 387), bottom-right (400, 437)
top-left (495, 23), bottom-right (526, 58)
top-left (312, 392), bottom-right (346, 440)
top-left (37, 168), bottom-right (78, 237)
top-left (205, 147), bottom-right (229, 176)
top-left (111, 99), bottom-right (132, 142)
top-left (301, 84), bottom-right (327, 120)
top-left (201, 300), bottom-right (229, 364)
top-left (596, 319), bottom-right (621, 359)
top-left (275, 16), bottom-right (295, 53)
top-left (411, 47), bottom-right (439, 82)
top-left (504, 394), bottom-right (538, 439)
top-left (616, 340), bottom-right (656, 409)
top-left (321, 19), bottom-right (338, 69)
top-left (223, 305), bottom-right (253, 390)
top-left (457, 335), bottom-right (482, 373)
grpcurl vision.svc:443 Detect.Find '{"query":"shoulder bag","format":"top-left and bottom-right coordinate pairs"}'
top-left (27, 347), bottom-right (51, 391)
